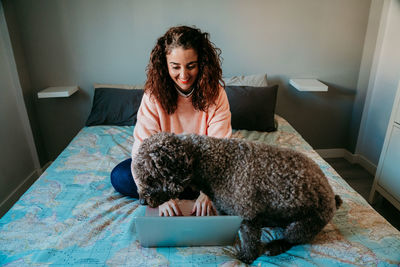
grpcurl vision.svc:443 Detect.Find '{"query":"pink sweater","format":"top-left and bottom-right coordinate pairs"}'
top-left (131, 86), bottom-right (232, 186)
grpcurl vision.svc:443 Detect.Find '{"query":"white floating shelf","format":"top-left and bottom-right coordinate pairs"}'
top-left (289, 79), bottom-right (328, 92)
top-left (37, 86), bottom-right (79, 98)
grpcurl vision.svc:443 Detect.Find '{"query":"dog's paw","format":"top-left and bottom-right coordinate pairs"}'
top-left (233, 240), bottom-right (261, 264)
top-left (263, 240), bottom-right (293, 256)
top-left (235, 250), bottom-right (257, 265)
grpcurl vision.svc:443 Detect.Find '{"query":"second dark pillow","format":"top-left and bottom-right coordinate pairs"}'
top-left (225, 85), bottom-right (278, 132)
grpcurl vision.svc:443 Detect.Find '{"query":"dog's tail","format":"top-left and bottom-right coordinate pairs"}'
top-left (335, 195), bottom-right (343, 209)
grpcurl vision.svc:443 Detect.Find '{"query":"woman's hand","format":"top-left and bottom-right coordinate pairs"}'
top-left (158, 199), bottom-right (182, 216)
top-left (191, 191), bottom-right (217, 216)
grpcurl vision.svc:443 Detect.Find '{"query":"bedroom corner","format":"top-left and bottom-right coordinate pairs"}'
top-left (1, 0), bottom-right (400, 265)
top-left (0, 2), bottom-right (41, 217)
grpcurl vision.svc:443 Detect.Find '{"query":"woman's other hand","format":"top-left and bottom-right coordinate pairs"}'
top-left (158, 199), bottom-right (183, 216)
top-left (191, 191), bottom-right (217, 216)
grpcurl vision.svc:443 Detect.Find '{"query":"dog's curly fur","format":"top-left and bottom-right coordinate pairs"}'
top-left (133, 132), bottom-right (342, 263)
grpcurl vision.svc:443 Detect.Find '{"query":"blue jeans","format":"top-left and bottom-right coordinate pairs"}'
top-left (110, 158), bottom-right (139, 198)
top-left (110, 158), bottom-right (199, 200)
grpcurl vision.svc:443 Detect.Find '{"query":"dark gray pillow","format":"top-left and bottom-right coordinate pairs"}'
top-left (86, 88), bottom-right (144, 126)
top-left (225, 85), bottom-right (278, 132)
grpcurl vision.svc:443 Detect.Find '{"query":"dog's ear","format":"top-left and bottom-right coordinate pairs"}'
top-left (134, 133), bottom-right (195, 197)
top-left (147, 133), bottom-right (194, 194)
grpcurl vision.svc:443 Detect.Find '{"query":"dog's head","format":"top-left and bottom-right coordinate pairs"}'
top-left (133, 132), bottom-right (195, 207)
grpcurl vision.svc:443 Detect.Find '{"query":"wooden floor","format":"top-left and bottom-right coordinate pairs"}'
top-left (326, 158), bottom-right (400, 231)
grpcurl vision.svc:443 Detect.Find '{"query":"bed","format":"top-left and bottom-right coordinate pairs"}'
top-left (1, 76), bottom-right (400, 266)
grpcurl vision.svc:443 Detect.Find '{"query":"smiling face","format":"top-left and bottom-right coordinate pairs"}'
top-left (166, 47), bottom-right (199, 93)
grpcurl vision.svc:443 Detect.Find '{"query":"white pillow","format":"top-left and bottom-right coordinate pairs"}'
top-left (94, 83), bottom-right (144, 90)
top-left (223, 74), bottom-right (268, 87)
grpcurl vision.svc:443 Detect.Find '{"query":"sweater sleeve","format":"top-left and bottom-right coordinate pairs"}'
top-left (207, 86), bottom-right (232, 138)
top-left (131, 93), bottom-right (161, 187)
top-left (131, 93), bottom-right (161, 157)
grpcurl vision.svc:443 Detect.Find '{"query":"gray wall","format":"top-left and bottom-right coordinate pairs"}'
top-left (356, 0), bottom-right (400, 165)
top-left (4, 0), bottom-right (371, 161)
top-left (0, 2), bottom-right (40, 216)
top-left (349, 0), bottom-right (384, 153)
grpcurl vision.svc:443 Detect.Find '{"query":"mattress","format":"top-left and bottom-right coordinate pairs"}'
top-left (1, 116), bottom-right (399, 266)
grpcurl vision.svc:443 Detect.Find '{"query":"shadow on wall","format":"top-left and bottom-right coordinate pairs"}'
top-left (322, 81), bottom-right (360, 153)
top-left (270, 76), bottom-right (356, 151)
top-left (35, 87), bottom-right (92, 161)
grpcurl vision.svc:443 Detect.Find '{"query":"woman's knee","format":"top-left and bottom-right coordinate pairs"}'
top-left (110, 158), bottom-right (138, 198)
top-left (111, 158), bottom-right (131, 179)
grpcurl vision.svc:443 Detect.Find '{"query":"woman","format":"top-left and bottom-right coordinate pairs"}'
top-left (111, 25), bottom-right (232, 216)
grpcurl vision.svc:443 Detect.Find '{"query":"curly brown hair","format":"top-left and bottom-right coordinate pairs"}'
top-left (144, 25), bottom-right (224, 114)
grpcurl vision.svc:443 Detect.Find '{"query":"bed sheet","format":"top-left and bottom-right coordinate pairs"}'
top-left (1, 116), bottom-right (400, 266)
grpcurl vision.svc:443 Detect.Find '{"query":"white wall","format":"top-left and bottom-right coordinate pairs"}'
top-left (356, 0), bottom-right (400, 165)
top-left (0, 3), bottom-right (41, 217)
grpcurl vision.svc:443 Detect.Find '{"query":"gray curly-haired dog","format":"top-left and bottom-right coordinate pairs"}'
top-left (133, 132), bottom-right (342, 264)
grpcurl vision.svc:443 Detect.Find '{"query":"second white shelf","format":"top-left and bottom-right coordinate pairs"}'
top-left (289, 79), bottom-right (328, 92)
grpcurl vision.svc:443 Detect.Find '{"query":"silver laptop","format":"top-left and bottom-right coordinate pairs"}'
top-left (135, 200), bottom-right (242, 247)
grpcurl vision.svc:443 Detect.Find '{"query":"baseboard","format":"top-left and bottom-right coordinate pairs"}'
top-left (42, 161), bottom-right (53, 172)
top-left (0, 160), bottom-right (53, 218)
top-left (316, 148), bottom-right (377, 176)
top-left (0, 168), bottom-right (41, 218)
top-left (350, 154), bottom-right (377, 176)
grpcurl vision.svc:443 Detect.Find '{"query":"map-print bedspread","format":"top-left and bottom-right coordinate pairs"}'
top-left (1, 116), bottom-right (400, 266)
